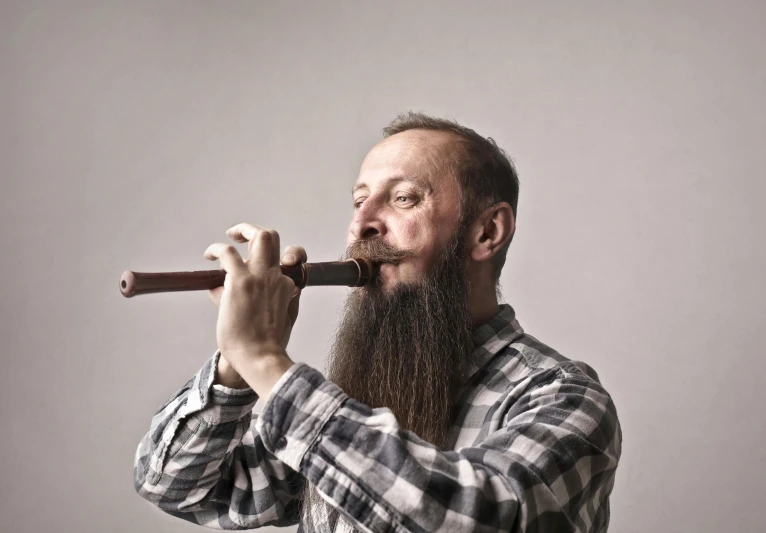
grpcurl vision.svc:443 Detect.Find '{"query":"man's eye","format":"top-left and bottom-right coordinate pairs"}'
top-left (395, 195), bottom-right (412, 204)
top-left (353, 198), bottom-right (365, 209)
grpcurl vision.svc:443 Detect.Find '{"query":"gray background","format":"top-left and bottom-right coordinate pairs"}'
top-left (1, 1), bottom-right (764, 532)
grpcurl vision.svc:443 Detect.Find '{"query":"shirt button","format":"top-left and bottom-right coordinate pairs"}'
top-left (275, 437), bottom-right (287, 450)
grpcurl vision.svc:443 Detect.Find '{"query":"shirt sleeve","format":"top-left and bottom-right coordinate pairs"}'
top-left (255, 362), bottom-right (622, 533)
top-left (133, 351), bottom-right (305, 530)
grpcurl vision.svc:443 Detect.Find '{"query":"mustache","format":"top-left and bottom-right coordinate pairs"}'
top-left (343, 238), bottom-right (415, 265)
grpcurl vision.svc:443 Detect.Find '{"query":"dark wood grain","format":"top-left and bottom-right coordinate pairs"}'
top-left (119, 259), bottom-right (375, 298)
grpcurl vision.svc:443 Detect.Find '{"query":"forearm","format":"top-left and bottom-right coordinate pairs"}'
top-left (134, 352), bottom-right (303, 529)
top-left (255, 363), bottom-right (622, 533)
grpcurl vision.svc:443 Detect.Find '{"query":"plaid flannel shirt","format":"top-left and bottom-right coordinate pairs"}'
top-left (134, 304), bottom-right (622, 532)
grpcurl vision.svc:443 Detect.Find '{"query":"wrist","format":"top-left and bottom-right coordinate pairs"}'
top-left (215, 353), bottom-right (250, 389)
top-left (235, 352), bottom-right (296, 399)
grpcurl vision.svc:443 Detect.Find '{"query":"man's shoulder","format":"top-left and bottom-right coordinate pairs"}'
top-left (510, 332), bottom-right (603, 383)
top-left (478, 333), bottom-right (620, 438)
top-left (467, 304), bottom-right (610, 402)
top-left (480, 331), bottom-right (605, 391)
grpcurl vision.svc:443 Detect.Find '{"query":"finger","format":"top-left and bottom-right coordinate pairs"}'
top-left (227, 223), bottom-right (279, 257)
top-left (281, 245), bottom-right (308, 265)
top-left (226, 222), bottom-right (267, 243)
top-left (226, 223), bottom-right (280, 273)
top-left (204, 243), bottom-right (248, 276)
top-left (249, 229), bottom-right (280, 273)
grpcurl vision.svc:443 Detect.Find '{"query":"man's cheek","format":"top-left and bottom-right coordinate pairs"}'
top-left (397, 218), bottom-right (429, 247)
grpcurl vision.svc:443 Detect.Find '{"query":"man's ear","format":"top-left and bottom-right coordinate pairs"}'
top-left (467, 202), bottom-right (515, 263)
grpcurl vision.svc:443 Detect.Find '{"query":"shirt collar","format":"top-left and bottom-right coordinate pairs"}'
top-left (464, 304), bottom-right (525, 384)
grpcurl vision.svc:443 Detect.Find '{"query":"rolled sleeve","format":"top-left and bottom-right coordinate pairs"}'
top-left (139, 351), bottom-right (259, 485)
top-left (255, 362), bottom-right (346, 472)
top-left (135, 351), bottom-right (306, 529)
top-left (196, 352), bottom-right (259, 424)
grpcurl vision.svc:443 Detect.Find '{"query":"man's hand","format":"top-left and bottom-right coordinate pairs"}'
top-left (204, 223), bottom-right (305, 395)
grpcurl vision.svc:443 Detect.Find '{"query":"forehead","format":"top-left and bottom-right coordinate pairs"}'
top-left (354, 129), bottom-right (460, 191)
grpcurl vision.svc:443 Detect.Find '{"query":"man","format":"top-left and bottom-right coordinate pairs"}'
top-left (134, 113), bottom-right (622, 532)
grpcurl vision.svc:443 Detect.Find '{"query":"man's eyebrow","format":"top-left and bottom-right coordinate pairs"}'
top-left (351, 176), bottom-right (432, 195)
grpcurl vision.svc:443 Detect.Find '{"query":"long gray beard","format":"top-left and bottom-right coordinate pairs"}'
top-left (299, 230), bottom-right (475, 532)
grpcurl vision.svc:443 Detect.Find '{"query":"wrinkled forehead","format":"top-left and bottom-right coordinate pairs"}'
top-left (355, 129), bottom-right (461, 188)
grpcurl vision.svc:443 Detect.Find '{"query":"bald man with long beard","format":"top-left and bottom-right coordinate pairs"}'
top-left (134, 113), bottom-right (622, 533)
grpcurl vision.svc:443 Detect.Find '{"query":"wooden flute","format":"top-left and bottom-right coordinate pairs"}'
top-left (119, 258), bottom-right (376, 298)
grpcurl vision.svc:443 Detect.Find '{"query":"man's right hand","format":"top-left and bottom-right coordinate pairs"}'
top-left (210, 244), bottom-right (308, 389)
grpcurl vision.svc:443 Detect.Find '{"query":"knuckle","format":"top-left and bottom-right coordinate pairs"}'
top-left (236, 275), bottom-right (258, 291)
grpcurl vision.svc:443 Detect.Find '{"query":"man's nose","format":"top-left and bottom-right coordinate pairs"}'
top-left (349, 201), bottom-right (386, 240)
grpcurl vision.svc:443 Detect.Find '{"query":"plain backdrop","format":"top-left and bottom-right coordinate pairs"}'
top-left (2, 1), bottom-right (765, 532)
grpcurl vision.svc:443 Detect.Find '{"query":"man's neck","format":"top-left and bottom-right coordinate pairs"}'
top-left (465, 255), bottom-right (507, 327)
top-left (466, 262), bottom-right (502, 327)
top-left (469, 295), bottom-right (500, 327)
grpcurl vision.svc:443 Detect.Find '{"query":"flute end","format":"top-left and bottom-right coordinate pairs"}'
top-left (120, 271), bottom-right (136, 298)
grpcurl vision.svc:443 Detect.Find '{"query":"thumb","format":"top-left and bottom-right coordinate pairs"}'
top-left (287, 286), bottom-right (301, 325)
top-left (208, 286), bottom-right (224, 308)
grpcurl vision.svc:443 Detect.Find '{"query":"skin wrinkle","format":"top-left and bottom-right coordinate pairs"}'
top-left (347, 131), bottom-right (463, 287)
top-left (352, 175), bottom-right (433, 196)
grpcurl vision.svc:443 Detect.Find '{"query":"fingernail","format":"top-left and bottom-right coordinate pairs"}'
top-left (284, 254), bottom-right (296, 262)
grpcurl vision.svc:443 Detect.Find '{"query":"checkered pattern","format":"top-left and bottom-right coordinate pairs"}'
top-left (134, 304), bottom-right (622, 532)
